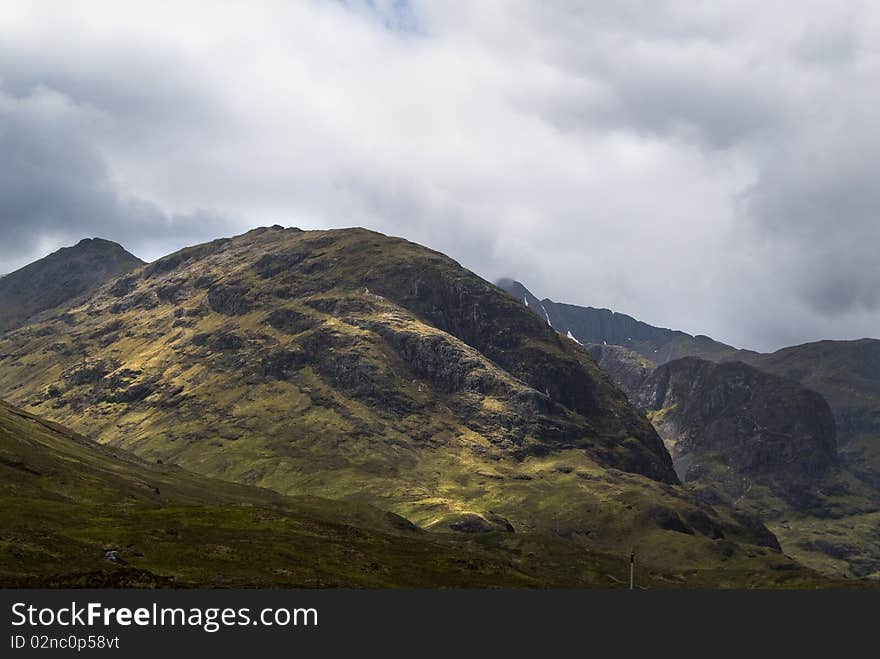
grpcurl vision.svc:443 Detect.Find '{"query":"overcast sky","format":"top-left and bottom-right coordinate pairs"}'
top-left (1, 1), bottom-right (878, 351)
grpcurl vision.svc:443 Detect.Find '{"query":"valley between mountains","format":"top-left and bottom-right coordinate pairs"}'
top-left (0, 226), bottom-right (876, 587)
top-left (501, 280), bottom-right (880, 579)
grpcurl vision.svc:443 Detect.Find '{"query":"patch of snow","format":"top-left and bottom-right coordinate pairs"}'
top-left (539, 304), bottom-right (553, 328)
top-left (566, 330), bottom-right (583, 346)
top-left (603, 340), bottom-right (607, 345)
top-left (523, 297), bottom-right (529, 307)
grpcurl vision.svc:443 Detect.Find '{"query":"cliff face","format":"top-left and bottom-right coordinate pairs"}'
top-left (745, 340), bottom-right (880, 489)
top-left (636, 358), bottom-right (838, 493)
top-left (591, 350), bottom-right (844, 509)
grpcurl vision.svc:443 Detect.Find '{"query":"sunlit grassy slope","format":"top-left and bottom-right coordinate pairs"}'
top-left (0, 226), bottom-right (858, 584)
top-left (3, 399), bottom-right (841, 588)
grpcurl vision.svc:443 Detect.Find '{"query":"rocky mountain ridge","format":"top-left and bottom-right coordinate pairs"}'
top-left (504, 281), bottom-right (880, 578)
top-left (0, 226), bottom-right (800, 581)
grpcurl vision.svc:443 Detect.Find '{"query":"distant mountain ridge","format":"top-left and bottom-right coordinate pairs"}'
top-left (496, 279), bottom-right (752, 364)
top-left (503, 278), bottom-right (880, 578)
top-left (499, 279), bottom-right (880, 484)
top-left (0, 238), bottom-right (144, 333)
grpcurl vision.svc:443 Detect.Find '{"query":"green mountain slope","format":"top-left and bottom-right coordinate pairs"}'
top-left (0, 238), bottom-right (144, 333)
top-left (3, 391), bottom-right (831, 588)
top-left (0, 227), bottom-right (803, 579)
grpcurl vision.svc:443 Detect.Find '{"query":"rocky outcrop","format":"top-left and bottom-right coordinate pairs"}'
top-left (586, 343), bottom-right (654, 396)
top-left (744, 339), bottom-right (880, 489)
top-left (635, 357), bottom-right (839, 507)
top-left (207, 283), bottom-right (252, 316)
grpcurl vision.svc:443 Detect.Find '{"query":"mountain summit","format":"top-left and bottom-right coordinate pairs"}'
top-left (0, 227), bottom-right (788, 577)
top-left (0, 238), bottom-right (144, 333)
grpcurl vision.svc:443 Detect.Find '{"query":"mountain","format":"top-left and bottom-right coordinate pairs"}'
top-left (635, 358), bottom-right (839, 502)
top-left (496, 279), bottom-right (751, 364)
top-left (0, 238), bottom-right (144, 333)
top-left (0, 227), bottom-right (805, 583)
top-left (506, 281), bottom-right (880, 578)
top-left (613, 353), bottom-right (880, 578)
top-left (586, 346), bottom-right (857, 512)
top-left (1, 398), bottom-right (833, 588)
top-left (503, 280), bottom-right (880, 495)
top-left (746, 340), bottom-right (880, 489)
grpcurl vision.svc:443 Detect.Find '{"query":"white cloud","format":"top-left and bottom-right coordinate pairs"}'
top-left (0, 0), bottom-right (878, 350)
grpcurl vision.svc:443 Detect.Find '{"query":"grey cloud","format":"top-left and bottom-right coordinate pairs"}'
top-left (0, 84), bottom-right (233, 271)
top-left (0, 1), bottom-right (878, 351)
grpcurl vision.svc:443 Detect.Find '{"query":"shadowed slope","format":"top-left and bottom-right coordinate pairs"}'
top-left (0, 238), bottom-right (144, 333)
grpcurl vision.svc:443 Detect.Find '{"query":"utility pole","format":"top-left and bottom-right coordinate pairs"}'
top-left (629, 550), bottom-right (635, 590)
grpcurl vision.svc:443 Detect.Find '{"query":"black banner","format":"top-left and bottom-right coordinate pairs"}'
top-left (1, 589), bottom-right (875, 656)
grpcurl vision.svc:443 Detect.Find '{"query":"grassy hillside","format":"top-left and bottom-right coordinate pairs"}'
top-left (2, 399), bottom-right (833, 588)
top-left (0, 227), bottom-right (813, 579)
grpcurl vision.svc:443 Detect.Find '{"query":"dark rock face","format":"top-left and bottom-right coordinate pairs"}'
top-left (208, 332), bottom-right (244, 352)
top-left (254, 251), bottom-right (309, 278)
top-left (375, 326), bottom-right (492, 395)
top-left (586, 344), bottom-right (654, 396)
top-left (635, 357), bottom-right (839, 506)
top-left (207, 284), bottom-right (251, 316)
top-left (264, 308), bottom-right (317, 334)
top-left (109, 275), bottom-right (138, 298)
top-left (109, 291), bottom-right (157, 314)
top-left (357, 263), bottom-right (675, 483)
top-left (744, 339), bottom-right (880, 489)
top-left (0, 238), bottom-right (143, 333)
top-left (258, 348), bottom-right (307, 380)
top-left (108, 383), bottom-right (155, 404)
